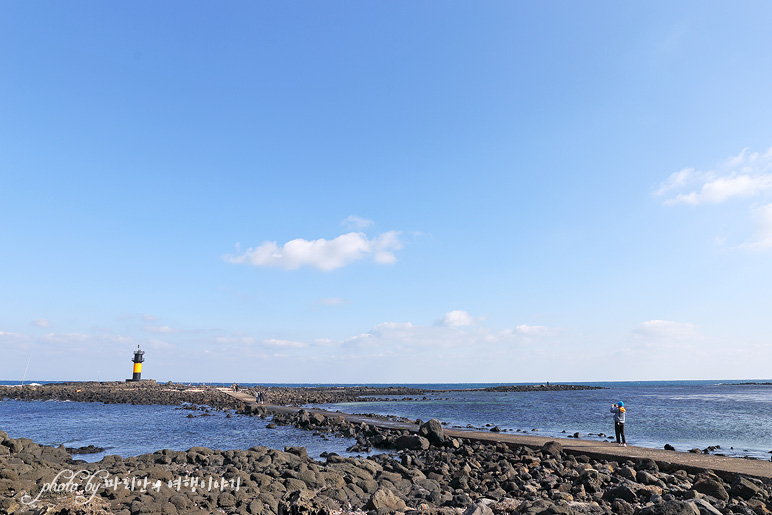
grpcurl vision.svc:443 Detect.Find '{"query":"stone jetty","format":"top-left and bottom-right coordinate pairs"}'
top-left (3, 382), bottom-right (772, 514)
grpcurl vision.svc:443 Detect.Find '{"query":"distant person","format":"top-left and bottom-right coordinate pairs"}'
top-left (611, 401), bottom-right (626, 446)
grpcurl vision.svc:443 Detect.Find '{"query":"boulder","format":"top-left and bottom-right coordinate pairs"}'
top-left (692, 478), bottom-right (729, 501)
top-left (636, 458), bottom-right (659, 472)
top-left (541, 441), bottom-right (563, 456)
top-left (730, 475), bottom-right (761, 500)
top-left (463, 501), bottom-right (494, 515)
top-left (634, 500), bottom-right (700, 515)
top-left (278, 489), bottom-right (327, 515)
top-left (284, 446), bottom-right (308, 459)
top-left (419, 419), bottom-right (445, 444)
top-left (367, 488), bottom-right (406, 511)
top-left (690, 499), bottom-right (723, 515)
top-left (603, 482), bottom-right (640, 503)
top-left (394, 435), bottom-right (430, 451)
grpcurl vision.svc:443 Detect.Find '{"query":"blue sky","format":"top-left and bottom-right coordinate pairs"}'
top-left (2, 2), bottom-right (772, 383)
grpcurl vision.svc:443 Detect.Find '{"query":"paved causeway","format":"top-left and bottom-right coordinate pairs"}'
top-left (221, 389), bottom-right (772, 480)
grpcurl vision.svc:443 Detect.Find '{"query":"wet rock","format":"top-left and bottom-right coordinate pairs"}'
top-left (65, 444), bottom-right (105, 454)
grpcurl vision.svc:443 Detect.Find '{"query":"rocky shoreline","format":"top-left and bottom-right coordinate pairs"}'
top-left (2, 420), bottom-right (771, 515)
top-left (480, 385), bottom-right (605, 393)
top-left (0, 381), bottom-right (610, 409)
top-left (4, 382), bottom-right (772, 514)
top-left (0, 382), bottom-right (429, 409)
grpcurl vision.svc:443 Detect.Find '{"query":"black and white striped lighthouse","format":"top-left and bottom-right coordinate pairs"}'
top-left (128, 345), bottom-right (145, 382)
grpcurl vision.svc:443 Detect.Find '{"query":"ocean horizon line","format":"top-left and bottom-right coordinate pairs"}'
top-left (3, 378), bottom-right (772, 387)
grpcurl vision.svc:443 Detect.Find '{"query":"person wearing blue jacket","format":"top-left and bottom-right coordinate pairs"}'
top-left (611, 401), bottom-right (626, 446)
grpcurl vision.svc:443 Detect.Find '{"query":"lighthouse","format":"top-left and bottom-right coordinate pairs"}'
top-left (127, 345), bottom-right (145, 382)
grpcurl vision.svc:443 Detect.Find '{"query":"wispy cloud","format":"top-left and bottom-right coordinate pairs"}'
top-left (436, 310), bottom-right (475, 327)
top-left (263, 338), bottom-right (308, 349)
top-left (657, 147), bottom-right (772, 205)
top-left (342, 215), bottom-right (374, 231)
top-left (657, 147), bottom-right (772, 249)
top-left (142, 314), bottom-right (159, 322)
top-left (632, 320), bottom-right (702, 341)
top-left (214, 336), bottom-right (308, 349)
top-left (224, 230), bottom-right (403, 271)
top-left (0, 330), bottom-right (32, 347)
top-left (343, 313), bottom-right (556, 353)
top-left (30, 318), bottom-right (51, 328)
top-left (510, 324), bottom-right (553, 337)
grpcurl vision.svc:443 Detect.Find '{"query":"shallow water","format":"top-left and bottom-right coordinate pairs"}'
top-left (0, 399), bottom-right (361, 462)
top-left (2, 380), bottom-right (772, 461)
top-left (317, 381), bottom-right (772, 460)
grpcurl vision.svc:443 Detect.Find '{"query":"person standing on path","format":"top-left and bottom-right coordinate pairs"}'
top-left (611, 401), bottom-right (626, 446)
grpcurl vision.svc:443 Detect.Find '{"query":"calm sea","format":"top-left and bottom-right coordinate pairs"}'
top-left (2, 380), bottom-right (771, 461)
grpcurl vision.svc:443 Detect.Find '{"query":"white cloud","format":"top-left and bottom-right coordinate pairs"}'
top-left (656, 168), bottom-right (695, 196)
top-left (342, 215), bottom-right (374, 230)
top-left (224, 230), bottom-right (403, 271)
top-left (342, 315), bottom-right (557, 354)
top-left (30, 318), bottom-right (51, 328)
top-left (142, 314), bottom-right (159, 321)
top-left (658, 147), bottom-right (772, 205)
top-left (632, 320), bottom-right (702, 341)
top-left (437, 310), bottom-right (475, 327)
top-left (513, 324), bottom-right (552, 336)
top-left (0, 330), bottom-right (32, 346)
top-left (214, 335), bottom-right (308, 349)
top-left (263, 338), bottom-right (308, 349)
top-left (669, 174), bottom-right (772, 205)
top-left (658, 147), bottom-right (772, 249)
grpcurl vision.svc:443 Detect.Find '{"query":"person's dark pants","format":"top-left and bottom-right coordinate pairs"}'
top-left (615, 422), bottom-right (626, 444)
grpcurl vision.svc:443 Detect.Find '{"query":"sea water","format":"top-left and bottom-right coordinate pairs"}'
top-left (1, 380), bottom-right (771, 461)
top-left (0, 399), bottom-right (361, 463)
top-left (318, 380), bottom-right (772, 460)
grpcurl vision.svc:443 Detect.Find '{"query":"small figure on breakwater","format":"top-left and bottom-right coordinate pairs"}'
top-left (611, 401), bottom-right (626, 446)
top-left (255, 391), bottom-right (265, 404)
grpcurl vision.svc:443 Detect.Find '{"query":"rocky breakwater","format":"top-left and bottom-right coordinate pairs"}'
top-left (2, 426), bottom-right (772, 515)
top-left (481, 385), bottom-right (606, 393)
top-left (0, 382), bottom-right (243, 410)
top-left (0, 382), bottom-right (430, 410)
top-left (243, 386), bottom-right (428, 407)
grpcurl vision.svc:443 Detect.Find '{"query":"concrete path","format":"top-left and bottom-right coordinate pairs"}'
top-left (220, 389), bottom-right (772, 480)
